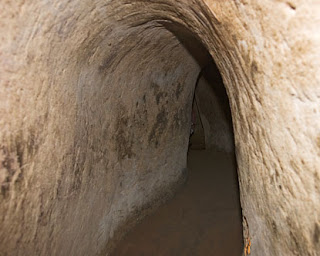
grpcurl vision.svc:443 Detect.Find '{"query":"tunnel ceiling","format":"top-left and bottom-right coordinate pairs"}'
top-left (0, 0), bottom-right (320, 256)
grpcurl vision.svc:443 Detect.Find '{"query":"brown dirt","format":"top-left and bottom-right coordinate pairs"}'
top-left (111, 150), bottom-right (243, 256)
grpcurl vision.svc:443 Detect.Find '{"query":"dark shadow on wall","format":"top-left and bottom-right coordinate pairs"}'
top-left (201, 60), bottom-right (233, 126)
top-left (193, 61), bottom-right (235, 152)
top-left (189, 93), bottom-right (206, 150)
top-left (160, 21), bottom-right (212, 68)
top-left (189, 61), bottom-right (235, 152)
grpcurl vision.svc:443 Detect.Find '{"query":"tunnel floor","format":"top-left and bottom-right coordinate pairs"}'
top-left (111, 150), bottom-right (243, 255)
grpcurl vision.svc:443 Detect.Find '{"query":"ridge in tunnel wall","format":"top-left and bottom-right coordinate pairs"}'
top-left (0, 0), bottom-right (320, 256)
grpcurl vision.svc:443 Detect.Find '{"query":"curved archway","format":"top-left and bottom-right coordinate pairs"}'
top-left (1, 1), bottom-right (319, 256)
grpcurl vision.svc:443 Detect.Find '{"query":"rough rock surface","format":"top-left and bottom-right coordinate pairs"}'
top-left (0, 0), bottom-right (320, 256)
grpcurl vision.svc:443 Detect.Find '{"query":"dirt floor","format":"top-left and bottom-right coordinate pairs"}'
top-left (111, 150), bottom-right (243, 256)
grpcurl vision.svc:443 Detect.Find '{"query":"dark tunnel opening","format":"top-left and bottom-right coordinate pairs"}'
top-left (189, 60), bottom-right (235, 152)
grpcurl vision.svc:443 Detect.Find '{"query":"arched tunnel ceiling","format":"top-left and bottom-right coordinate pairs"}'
top-left (0, 0), bottom-right (320, 255)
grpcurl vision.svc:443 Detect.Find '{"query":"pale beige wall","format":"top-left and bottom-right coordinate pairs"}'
top-left (204, 1), bottom-right (320, 255)
top-left (0, 1), bottom-right (319, 255)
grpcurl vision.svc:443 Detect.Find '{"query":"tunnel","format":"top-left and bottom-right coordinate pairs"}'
top-left (110, 53), bottom-right (243, 255)
top-left (1, 1), bottom-right (320, 256)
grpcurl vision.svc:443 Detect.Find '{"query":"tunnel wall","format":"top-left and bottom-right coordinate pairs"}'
top-left (194, 63), bottom-right (235, 152)
top-left (195, 77), bottom-right (234, 152)
top-left (1, 0), bottom-right (320, 256)
top-left (189, 98), bottom-right (206, 149)
top-left (0, 3), bottom-right (202, 255)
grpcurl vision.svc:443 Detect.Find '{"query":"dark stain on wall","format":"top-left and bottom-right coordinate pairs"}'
top-left (316, 135), bottom-right (320, 149)
top-left (26, 128), bottom-right (38, 159)
top-left (175, 82), bottom-right (183, 99)
top-left (37, 193), bottom-right (53, 227)
top-left (250, 60), bottom-right (259, 83)
top-left (314, 223), bottom-right (320, 245)
top-left (115, 108), bottom-right (135, 160)
top-left (72, 156), bottom-right (83, 191)
top-left (172, 108), bottom-right (185, 130)
top-left (156, 91), bottom-right (168, 105)
top-left (0, 146), bottom-right (16, 197)
top-left (148, 108), bottom-right (168, 147)
top-left (151, 82), bottom-right (168, 105)
top-left (271, 220), bottom-right (278, 236)
top-left (0, 130), bottom-right (34, 197)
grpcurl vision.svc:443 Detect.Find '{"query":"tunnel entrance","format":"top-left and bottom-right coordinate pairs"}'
top-left (0, 0), bottom-right (246, 253)
top-left (111, 24), bottom-right (243, 255)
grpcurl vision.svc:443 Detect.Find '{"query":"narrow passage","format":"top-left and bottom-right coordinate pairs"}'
top-left (112, 150), bottom-right (243, 255)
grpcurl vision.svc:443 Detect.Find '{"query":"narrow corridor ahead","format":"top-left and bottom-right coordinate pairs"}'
top-left (112, 150), bottom-right (243, 256)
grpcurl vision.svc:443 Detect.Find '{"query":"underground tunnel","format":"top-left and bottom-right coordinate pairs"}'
top-left (1, 1), bottom-right (320, 256)
top-left (110, 57), bottom-right (243, 255)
